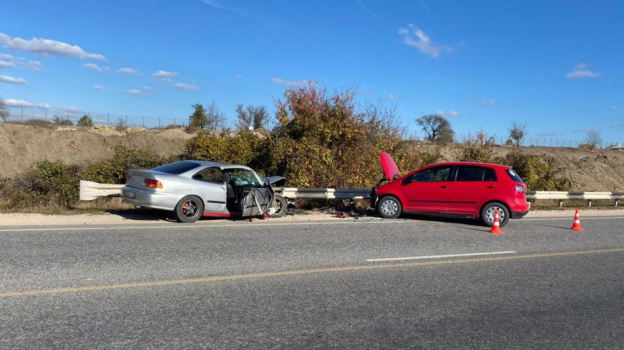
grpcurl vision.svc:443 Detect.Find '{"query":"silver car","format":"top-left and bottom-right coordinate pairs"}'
top-left (121, 160), bottom-right (287, 223)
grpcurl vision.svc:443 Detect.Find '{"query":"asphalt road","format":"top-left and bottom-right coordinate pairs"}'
top-left (1, 216), bottom-right (624, 349)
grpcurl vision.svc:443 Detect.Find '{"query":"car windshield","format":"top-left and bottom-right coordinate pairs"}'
top-left (224, 168), bottom-right (261, 186)
top-left (152, 161), bottom-right (202, 174)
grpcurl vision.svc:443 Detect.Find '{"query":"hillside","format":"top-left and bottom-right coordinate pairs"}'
top-left (1, 123), bottom-right (623, 192)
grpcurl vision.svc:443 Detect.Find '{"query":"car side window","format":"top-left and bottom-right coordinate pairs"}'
top-left (193, 167), bottom-right (223, 183)
top-left (455, 166), bottom-right (497, 182)
top-left (483, 168), bottom-right (497, 182)
top-left (414, 166), bottom-right (452, 182)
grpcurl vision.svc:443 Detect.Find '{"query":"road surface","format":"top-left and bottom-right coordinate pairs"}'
top-left (1, 216), bottom-right (623, 349)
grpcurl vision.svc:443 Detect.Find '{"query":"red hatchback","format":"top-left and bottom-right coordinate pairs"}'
top-left (374, 152), bottom-right (530, 227)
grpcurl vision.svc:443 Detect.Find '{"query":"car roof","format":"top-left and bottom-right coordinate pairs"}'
top-left (419, 161), bottom-right (511, 170)
top-left (182, 160), bottom-right (253, 171)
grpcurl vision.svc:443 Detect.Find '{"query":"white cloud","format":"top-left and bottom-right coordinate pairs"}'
top-left (62, 106), bottom-right (81, 113)
top-left (4, 98), bottom-right (34, 107)
top-left (0, 32), bottom-right (105, 60)
top-left (388, 94), bottom-right (398, 100)
top-left (127, 89), bottom-right (145, 95)
top-left (0, 55), bottom-right (43, 70)
top-left (398, 24), bottom-right (455, 59)
top-left (478, 99), bottom-right (496, 106)
top-left (37, 103), bottom-right (50, 109)
top-left (270, 77), bottom-right (309, 87)
top-left (82, 63), bottom-right (110, 72)
top-left (91, 85), bottom-right (105, 90)
top-left (153, 70), bottom-right (179, 78)
top-left (0, 60), bottom-right (15, 68)
top-left (436, 110), bottom-right (460, 117)
top-left (173, 82), bottom-right (201, 91)
top-left (117, 67), bottom-right (141, 75)
top-left (0, 74), bottom-right (28, 85)
top-left (566, 63), bottom-right (601, 78)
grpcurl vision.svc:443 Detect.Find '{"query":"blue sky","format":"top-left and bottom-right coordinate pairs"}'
top-left (0, 0), bottom-right (622, 143)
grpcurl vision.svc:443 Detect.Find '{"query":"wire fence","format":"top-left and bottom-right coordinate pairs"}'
top-left (4, 106), bottom-right (622, 150)
top-left (405, 132), bottom-right (620, 150)
top-left (4, 106), bottom-right (188, 128)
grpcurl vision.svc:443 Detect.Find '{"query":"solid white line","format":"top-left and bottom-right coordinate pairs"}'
top-left (366, 251), bottom-right (517, 262)
top-left (0, 219), bottom-right (401, 233)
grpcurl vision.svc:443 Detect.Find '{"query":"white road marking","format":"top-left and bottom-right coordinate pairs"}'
top-left (0, 219), bottom-right (399, 233)
top-left (366, 251), bottom-right (517, 262)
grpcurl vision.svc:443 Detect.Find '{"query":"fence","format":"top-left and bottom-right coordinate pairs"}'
top-left (4, 106), bottom-right (188, 128)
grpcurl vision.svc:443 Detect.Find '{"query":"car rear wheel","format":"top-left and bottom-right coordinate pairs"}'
top-left (377, 196), bottom-right (402, 219)
top-left (174, 196), bottom-right (204, 223)
top-left (269, 194), bottom-right (287, 218)
top-left (481, 202), bottom-right (510, 227)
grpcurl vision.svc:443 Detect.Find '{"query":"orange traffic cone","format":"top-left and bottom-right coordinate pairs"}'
top-left (570, 209), bottom-right (584, 231)
top-left (489, 209), bottom-right (504, 235)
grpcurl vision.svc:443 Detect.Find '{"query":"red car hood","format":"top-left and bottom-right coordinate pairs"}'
top-left (379, 152), bottom-right (401, 180)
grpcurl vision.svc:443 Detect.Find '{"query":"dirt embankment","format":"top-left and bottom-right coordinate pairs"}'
top-left (1, 123), bottom-right (623, 191)
top-left (0, 124), bottom-right (194, 178)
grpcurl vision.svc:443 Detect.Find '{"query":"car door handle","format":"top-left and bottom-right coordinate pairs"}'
top-left (486, 185), bottom-right (495, 189)
top-left (440, 185), bottom-right (448, 188)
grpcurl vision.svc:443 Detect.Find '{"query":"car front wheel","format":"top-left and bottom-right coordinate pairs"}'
top-left (377, 196), bottom-right (402, 219)
top-left (481, 202), bottom-right (510, 227)
top-left (174, 195), bottom-right (204, 223)
top-left (269, 194), bottom-right (287, 218)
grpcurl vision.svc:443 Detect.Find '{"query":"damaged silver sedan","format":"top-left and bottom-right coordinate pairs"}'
top-left (121, 160), bottom-right (287, 223)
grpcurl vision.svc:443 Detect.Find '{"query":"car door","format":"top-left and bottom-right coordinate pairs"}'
top-left (401, 165), bottom-right (452, 213)
top-left (191, 167), bottom-right (228, 213)
top-left (447, 165), bottom-right (497, 215)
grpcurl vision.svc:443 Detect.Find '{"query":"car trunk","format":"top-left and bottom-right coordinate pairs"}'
top-left (125, 169), bottom-right (165, 189)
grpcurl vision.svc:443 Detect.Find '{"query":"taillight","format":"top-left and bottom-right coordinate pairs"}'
top-left (515, 185), bottom-right (525, 193)
top-left (144, 179), bottom-right (163, 189)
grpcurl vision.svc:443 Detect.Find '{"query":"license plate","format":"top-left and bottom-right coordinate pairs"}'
top-left (123, 190), bottom-right (136, 199)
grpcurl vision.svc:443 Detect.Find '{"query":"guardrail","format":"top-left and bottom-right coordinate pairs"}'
top-left (79, 181), bottom-right (623, 207)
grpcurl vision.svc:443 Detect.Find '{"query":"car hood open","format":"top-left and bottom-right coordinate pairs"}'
top-left (379, 152), bottom-right (401, 180)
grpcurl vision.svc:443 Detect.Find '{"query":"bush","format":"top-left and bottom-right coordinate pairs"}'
top-left (184, 131), bottom-right (268, 170)
top-left (77, 114), bottom-right (94, 127)
top-left (495, 152), bottom-right (572, 191)
top-left (81, 144), bottom-right (167, 184)
top-left (460, 132), bottom-right (494, 163)
top-left (0, 161), bottom-right (80, 210)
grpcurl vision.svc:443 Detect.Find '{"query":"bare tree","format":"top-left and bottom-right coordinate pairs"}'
top-left (0, 98), bottom-right (9, 122)
top-left (586, 129), bottom-right (602, 149)
top-left (236, 104), bottom-right (269, 131)
top-left (204, 101), bottom-right (227, 131)
top-left (416, 114), bottom-right (454, 143)
top-left (509, 121), bottom-right (527, 147)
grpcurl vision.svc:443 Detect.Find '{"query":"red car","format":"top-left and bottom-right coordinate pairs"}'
top-left (373, 152), bottom-right (530, 227)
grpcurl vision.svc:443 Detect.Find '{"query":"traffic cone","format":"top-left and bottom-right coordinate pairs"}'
top-left (489, 210), bottom-right (504, 235)
top-left (570, 209), bottom-right (584, 231)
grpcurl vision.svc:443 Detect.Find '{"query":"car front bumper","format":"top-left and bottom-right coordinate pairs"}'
top-left (121, 186), bottom-right (183, 211)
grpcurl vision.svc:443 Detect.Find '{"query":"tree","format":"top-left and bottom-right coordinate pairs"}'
top-left (0, 98), bottom-right (9, 123)
top-left (236, 104), bottom-right (269, 131)
top-left (586, 129), bottom-right (602, 149)
top-left (189, 103), bottom-right (208, 128)
top-left (416, 114), bottom-right (454, 143)
top-left (509, 121), bottom-right (527, 147)
top-left (77, 114), bottom-right (94, 127)
top-left (205, 101), bottom-right (227, 131)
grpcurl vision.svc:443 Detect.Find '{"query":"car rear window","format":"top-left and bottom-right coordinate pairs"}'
top-left (506, 168), bottom-right (524, 183)
top-left (152, 161), bottom-right (201, 174)
top-left (455, 166), bottom-right (497, 182)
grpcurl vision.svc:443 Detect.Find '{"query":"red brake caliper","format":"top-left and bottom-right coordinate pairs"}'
top-left (182, 202), bottom-right (189, 215)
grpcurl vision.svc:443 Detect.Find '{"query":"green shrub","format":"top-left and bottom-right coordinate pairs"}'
top-left (0, 161), bottom-right (80, 210)
top-left (495, 152), bottom-right (572, 191)
top-left (81, 144), bottom-right (167, 184)
top-left (77, 114), bottom-right (94, 127)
